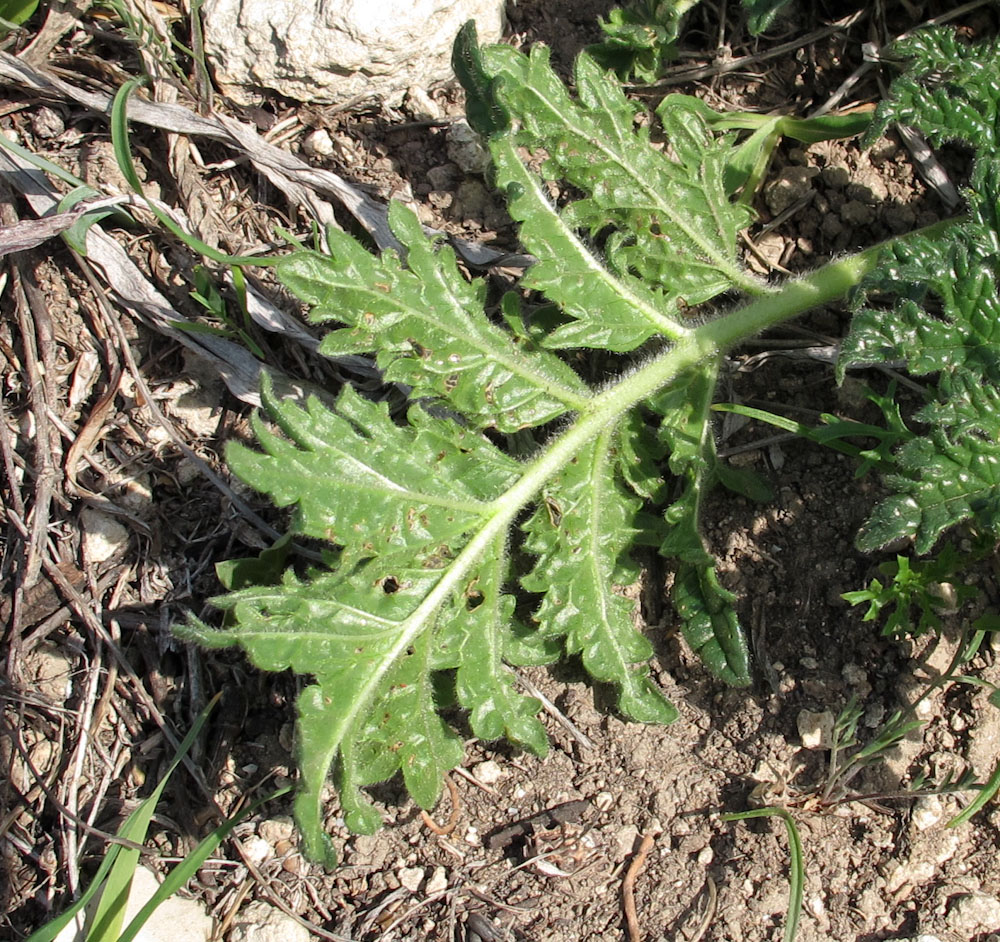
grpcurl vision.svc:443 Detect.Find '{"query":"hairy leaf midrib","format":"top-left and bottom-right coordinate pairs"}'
top-left (319, 274), bottom-right (591, 412)
top-left (493, 137), bottom-right (688, 341)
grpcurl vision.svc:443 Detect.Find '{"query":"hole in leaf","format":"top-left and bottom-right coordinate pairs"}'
top-left (466, 590), bottom-right (485, 612)
top-left (382, 576), bottom-right (400, 594)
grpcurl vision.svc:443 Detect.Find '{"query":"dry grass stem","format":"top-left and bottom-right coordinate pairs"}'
top-left (622, 831), bottom-right (657, 942)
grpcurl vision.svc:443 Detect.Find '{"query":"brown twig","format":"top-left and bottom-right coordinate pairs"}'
top-left (14, 257), bottom-right (63, 591)
top-left (420, 773), bottom-right (460, 836)
top-left (688, 875), bottom-right (718, 942)
top-left (622, 831), bottom-right (657, 942)
top-left (642, 11), bottom-right (866, 89)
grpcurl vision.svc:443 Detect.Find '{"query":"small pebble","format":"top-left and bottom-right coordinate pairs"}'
top-left (821, 166), bottom-right (850, 188)
top-left (243, 836), bottom-right (273, 866)
top-left (948, 893), bottom-right (1000, 933)
top-left (473, 760), bottom-right (503, 785)
top-left (405, 85), bottom-right (443, 121)
top-left (447, 120), bottom-right (490, 175)
top-left (594, 791), bottom-right (614, 812)
top-left (911, 795), bottom-right (943, 832)
top-left (81, 507), bottom-right (130, 562)
top-left (31, 106), bottom-right (65, 139)
top-left (425, 866), bottom-right (448, 895)
top-left (614, 825), bottom-right (640, 861)
top-left (258, 816), bottom-right (295, 845)
top-left (302, 129), bottom-right (335, 158)
top-left (797, 709), bottom-right (835, 750)
top-left (398, 866), bottom-right (425, 893)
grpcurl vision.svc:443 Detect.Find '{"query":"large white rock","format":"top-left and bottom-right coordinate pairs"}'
top-left (203, 0), bottom-right (506, 105)
top-left (54, 867), bottom-right (212, 942)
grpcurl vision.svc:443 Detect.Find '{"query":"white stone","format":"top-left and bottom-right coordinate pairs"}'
top-left (473, 759), bottom-right (503, 784)
top-left (911, 795), bottom-right (944, 832)
top-left (55, 867), bottom-right (213, 942)
top-left (302, 128), bottom-right (335, 158)
top-left (885, 859), bottom-right (936, 894)
top-left (203, 0), bottom-right (506, 106)
top-left (229, 902), bottom-right (310, 942)
top-left (614, 824), bottom-right (640, 861)
top-left (80, 507), bottom-right (130, 562)
top-left (397, 866), bottom-right (425, 892)
top-left (797, 709), bottom-right (835, 750)
top-left (405, 86), bottom-right (443, 121)
top-left (257, 816), bottom-right (295, 845)
top-left (947, 893), bottom-right (1000, 933)
top-left (243, 835), bottom-right (273, 866)
top-left (425, 866), bottom-right (449, 895)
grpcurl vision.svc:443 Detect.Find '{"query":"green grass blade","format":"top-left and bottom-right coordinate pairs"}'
top-left (947, 759), bottom-right (1000, 827)
top-left (25, 845), bottom-right (127, 942)
top-left (87, 693), bottom-right (220, 942)
top-left (26, 696), bottom-right (219, 942)
top-left (109, 81), bottom-right (279, 268)
top-left (116, 785), bottom-right (291, 942)
top-left (722, 807), bottom-right (803, 941)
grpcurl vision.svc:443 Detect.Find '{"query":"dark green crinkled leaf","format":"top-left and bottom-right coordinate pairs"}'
top-left (865, 29), bottom-right (1000, 152)
top-left (477, 41), bottom-right (761, 331)
top-left (585, 0), bottom-right (691, 83)
top-left (842, 32), bottom-right (1000, 552)
top-left (743, 0), bottom-right (792, 34)
top-left (226, 375), bottom-right (514, 562)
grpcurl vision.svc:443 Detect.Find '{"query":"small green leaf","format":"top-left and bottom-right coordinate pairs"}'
top-left (653, 365), bottom-right (751, 685)
top-left (743, 0), bottom-right (792, 35)
top-left (216, 533), bottom-right (293, 591)
top-left (585, 0), bottom-right (695, 82)
top-left (0, 0), bottom-right (38, 29)
top-left (436, 538), bottom-right (550, 755)
top-left (227, 375), bottom-right (509, 559)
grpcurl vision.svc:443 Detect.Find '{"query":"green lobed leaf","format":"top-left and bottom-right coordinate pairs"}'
top-left (521, 428), bottom-right (679, 724)
top-left (434, 536), bottom-right (551, 755)
top-left (865, 29), bottom-right (1000, 153)
top-left (475, 42), bottom-right (761, 316)
top-left (652, 365), bottom-right (750, 685)
top-left (490, 136), bottom-right (688, 351)
top-left (277, 201), bottom-right (590, 432)
top-left (226, 374), bottom-right (514, 561)
top-left (842, 154), bottom-right (1000, 551)
top-left (742, 0), bottom-right (792, 35)
top-left (178, 555), bottom-right (460, 862)
top-left (585, 0), bottom-right (695, 83)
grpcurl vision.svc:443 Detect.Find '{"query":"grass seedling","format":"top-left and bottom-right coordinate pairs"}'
top-left (28, 694), bottom-right (290, 942)
top-left (721, 807), bottom-right (804, 942)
